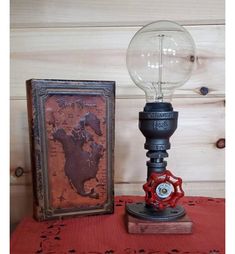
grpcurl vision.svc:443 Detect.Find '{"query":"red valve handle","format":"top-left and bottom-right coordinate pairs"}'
top-left (143, 170), bottom-right (184, 210)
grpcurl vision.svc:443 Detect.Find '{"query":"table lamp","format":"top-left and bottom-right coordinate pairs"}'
top-left (125, 20), bottom-right (196, 226)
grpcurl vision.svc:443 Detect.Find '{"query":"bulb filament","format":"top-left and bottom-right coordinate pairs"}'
top-left (154, 34), bottom-right (164, 102)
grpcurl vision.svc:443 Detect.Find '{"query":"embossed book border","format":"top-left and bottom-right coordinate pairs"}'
top-left (26, 79), bottom-right (115, 221)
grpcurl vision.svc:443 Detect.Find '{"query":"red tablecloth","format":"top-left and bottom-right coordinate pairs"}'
top-left (11, 196), bottom-right (225, 254)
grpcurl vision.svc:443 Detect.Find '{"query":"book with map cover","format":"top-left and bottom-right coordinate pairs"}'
top-left (26, 79), bottom-right (115, 221)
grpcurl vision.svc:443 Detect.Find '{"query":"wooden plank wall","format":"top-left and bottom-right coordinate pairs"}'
top-left (10, 0), bottom-right (225, 225)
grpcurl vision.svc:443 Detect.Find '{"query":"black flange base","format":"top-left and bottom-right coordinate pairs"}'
top-left (126, 202), bottom-right (186, 221)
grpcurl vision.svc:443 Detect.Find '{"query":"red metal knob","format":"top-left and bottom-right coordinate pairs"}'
top-left (143, 170), bottom-right (184, 210)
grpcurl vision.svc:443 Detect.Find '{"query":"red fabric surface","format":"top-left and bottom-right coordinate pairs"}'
top-left (11, 196), bottom-right (225, 254)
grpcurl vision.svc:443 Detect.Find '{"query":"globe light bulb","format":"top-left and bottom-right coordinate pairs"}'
top-left (126, 20), bottom-right (196, 102)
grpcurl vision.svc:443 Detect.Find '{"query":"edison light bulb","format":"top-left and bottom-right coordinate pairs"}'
top-left (126, 20), bottom-right (196, 102)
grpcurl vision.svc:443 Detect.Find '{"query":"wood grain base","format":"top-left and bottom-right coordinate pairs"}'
top-left (126, 214), bottom-right (193, 234)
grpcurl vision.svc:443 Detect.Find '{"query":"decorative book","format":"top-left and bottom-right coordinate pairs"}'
top-left (26, 79), bottom-right (115, 221)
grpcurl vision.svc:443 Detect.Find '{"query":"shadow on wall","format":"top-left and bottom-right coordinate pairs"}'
top-left (10, 185), bottom-right (33, 232)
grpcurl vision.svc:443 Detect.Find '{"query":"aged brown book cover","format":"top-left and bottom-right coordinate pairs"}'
top-left (26, 79), bottom-right (115, 221)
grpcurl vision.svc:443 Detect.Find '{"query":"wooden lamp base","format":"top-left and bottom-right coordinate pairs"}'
top-left (126, 213), bottom-right (193, 234)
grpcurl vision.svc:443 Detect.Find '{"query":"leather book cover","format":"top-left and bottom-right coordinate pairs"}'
top-left (26, 79), bottom-right (115, 221)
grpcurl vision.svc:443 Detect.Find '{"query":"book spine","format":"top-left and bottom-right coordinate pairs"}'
top-left (26, 80), bottom-right (45, 221)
